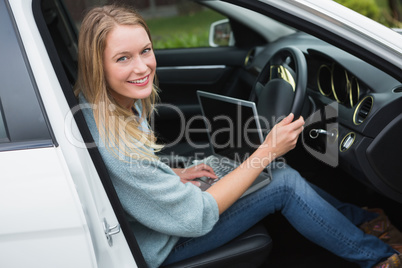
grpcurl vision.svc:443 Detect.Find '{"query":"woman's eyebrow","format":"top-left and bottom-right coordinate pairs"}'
top-left (111, 42), bottom-right (152, 59)
top-left (112, 51), bottom-right (130, 59)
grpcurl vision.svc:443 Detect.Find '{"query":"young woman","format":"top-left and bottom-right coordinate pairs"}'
top-left (74, 5), bottom-right (401, 268)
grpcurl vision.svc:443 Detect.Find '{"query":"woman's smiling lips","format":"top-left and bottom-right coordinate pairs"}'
top-left (128, 75), bottom-right (149, 86)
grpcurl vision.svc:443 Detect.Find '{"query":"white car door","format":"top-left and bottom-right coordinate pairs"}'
top-left (0, 1), bottom-right (141, 267)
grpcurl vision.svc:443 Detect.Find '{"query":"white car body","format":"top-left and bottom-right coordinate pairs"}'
top-left (1, 0), bottom-right (401, 267)
top-left (1, 0), bottom-right (136, 267)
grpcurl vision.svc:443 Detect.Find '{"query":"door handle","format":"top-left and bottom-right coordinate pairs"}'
top-left (103, 218), bottom-right (121, 246)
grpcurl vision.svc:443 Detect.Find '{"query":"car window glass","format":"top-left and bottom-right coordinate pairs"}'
top-left (144, 2), bottom-right (229, 49)
top-left (64, 0), bottom-right (230, 49)
top-left (0, 0), bottom-right (53, 150)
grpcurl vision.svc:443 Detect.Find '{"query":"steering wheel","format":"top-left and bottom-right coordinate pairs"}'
top-left (252, 46), bottom-right (307, 129)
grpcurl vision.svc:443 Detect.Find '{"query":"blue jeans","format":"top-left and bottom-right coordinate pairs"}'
top-left (162, 163), bottom-right (396, 267)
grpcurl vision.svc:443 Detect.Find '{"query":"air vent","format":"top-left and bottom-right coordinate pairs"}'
top-left (244, 48), bottom-right (256, 68)
top-left (353, 96), bottom-right (373, 125)
top-left (393, 86), bottom-right (402, 93)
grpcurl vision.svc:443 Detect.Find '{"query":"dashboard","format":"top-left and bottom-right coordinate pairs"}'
top-left (244, 32), bottom-right (402, 202)
top-left (308, 52), bottom-right (366, 109)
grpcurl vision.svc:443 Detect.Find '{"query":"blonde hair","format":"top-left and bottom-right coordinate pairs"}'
top-left (74, 5), bottom-right (163, 160)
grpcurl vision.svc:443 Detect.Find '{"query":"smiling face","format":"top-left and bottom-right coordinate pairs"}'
top-left (103, 24), bottom-right (156, 109)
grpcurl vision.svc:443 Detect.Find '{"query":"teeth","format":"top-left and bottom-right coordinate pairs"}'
top-left (129, 76), bottom-right (148, 84)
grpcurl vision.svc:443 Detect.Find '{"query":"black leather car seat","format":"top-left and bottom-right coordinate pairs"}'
top-left (162, 223), bottom-right (272, 268)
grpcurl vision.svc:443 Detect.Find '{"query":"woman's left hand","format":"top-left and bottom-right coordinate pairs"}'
top-left (172, 164), bottom-right (217, 187)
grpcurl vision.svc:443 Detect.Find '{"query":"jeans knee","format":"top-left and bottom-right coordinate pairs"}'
top-left (270, 163), bottom-right (307, 192)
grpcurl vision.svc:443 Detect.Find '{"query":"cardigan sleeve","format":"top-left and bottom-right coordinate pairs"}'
top-left (105, 154), bottom-right (219, 237)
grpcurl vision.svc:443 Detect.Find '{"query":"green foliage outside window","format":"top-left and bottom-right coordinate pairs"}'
top-left (147, 9), bottom-right (226, 49)
top-left (334, 0), bottom-right (402, 27)
top-left (145, 0), bottom-right (401, 50)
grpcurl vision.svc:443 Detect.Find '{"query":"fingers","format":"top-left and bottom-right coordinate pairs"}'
top-left (192, 169), bottom-right (218, 180)
top-left (184, 164), bottom-right (217, 180)
top-left (278, 113), bottom-right (294, 126)
top-left (279, 114), bottom-right (304, 128)
top-left (263, 114), bottom-right (304, 155)
top-left (294, 115), bottom-right (305, 128)
top-left (287, 116), bottom-right (304, 141)
top-left (291, 116), bottom-right (305, 136)
top-left (194, 163), bottom-right (215, 173)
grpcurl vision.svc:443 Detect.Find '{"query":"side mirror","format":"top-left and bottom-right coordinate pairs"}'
top-left (209, 19), bottom-right (235, 47)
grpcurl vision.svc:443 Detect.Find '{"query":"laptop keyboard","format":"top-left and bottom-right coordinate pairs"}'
top-left (204, 156), bottom-right (236, 178)
top-left (193, 155), bottom-right (238, 189)
top-left (192, 155), bottom-right (272, 195)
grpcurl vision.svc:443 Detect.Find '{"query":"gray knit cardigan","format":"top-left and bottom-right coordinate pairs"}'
top-left (79, 94), bottom-right (219, 268)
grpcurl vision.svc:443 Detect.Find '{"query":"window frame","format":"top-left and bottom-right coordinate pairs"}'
top-left (0, 0), bottom-right (55, 152)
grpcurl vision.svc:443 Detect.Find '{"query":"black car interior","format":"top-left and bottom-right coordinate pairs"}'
top-left (33, 0), bottom-right (402, 267)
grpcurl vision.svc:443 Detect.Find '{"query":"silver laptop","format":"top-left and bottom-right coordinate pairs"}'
top-left (193, 90), bottom-right (272, 197)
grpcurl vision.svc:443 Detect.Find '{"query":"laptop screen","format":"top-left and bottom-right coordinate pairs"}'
top-left (197, 91), bottom-right (265, 162)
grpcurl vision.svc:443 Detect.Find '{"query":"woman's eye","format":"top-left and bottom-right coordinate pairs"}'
top-left (117, 56), bottom-right (128, 62)
top-left (142, 48), bottom-right (151, 54)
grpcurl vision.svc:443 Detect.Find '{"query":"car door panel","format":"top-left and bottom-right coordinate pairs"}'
top-left (154, 47), bottom-right (249, 147)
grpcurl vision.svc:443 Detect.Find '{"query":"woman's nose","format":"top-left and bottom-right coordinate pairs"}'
top-left (132, 57), bottom-right (148, 73)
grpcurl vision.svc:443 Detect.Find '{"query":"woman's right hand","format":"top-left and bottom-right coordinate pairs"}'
top-left (260, 113), bottom-right (305, 159)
